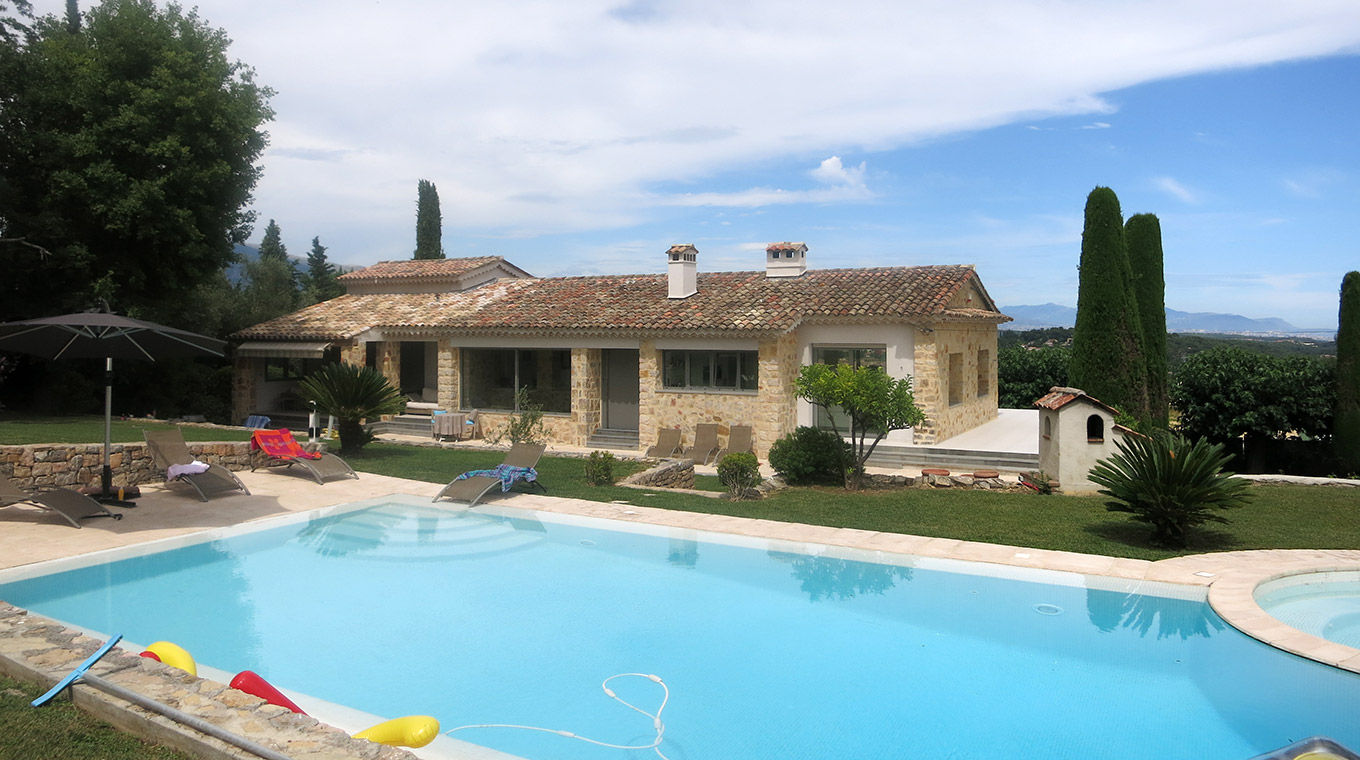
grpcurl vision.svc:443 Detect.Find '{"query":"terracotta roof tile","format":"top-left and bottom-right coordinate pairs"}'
top-left (235, 264), bottom-right (1009, 341)
top-left (336, 257), bottom-right (506, 282)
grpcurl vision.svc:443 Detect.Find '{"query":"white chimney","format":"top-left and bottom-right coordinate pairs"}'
top-left (667, 244), bottom-right (698, 298)
top-left (765, 242), bottom-right (808, 278)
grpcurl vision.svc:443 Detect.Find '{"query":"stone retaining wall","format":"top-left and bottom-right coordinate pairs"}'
top-left (622, 459), bottom-right (695, 489)
top-left (1, 441), bottom-right (258, 490)
top-left (865, 472), bottom-right (1020, 491)
top-left (0, 603), bottom-right (416, 760)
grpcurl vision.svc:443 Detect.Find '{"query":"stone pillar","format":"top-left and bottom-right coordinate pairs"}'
top-left (912, 328), bottom-right (940, 444)
top-left (571, 348), bottom-right (602, 445)
top-left (338, 340), bottom-right (364, 366)
top-left (637, 340), bottom-right (660, 451)
top-left (437, 341), bottom-right (460, 410)
top-left (379, 342), bottom-right (401, 391)
top-left (231, 356), bottom-right (259, 425)
top-left (753, 333), bottom-right (798, 458)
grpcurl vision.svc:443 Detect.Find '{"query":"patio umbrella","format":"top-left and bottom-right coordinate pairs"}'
top-left (0, 305), bottom-right (226, 506)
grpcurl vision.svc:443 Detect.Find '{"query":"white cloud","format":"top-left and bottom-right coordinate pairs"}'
top-left (1154, 176), bottom-right (1200, 204)
top-left (26, 0), bottom-right (1360, 261)
top-left (1080, 122), bottom-right (1113, 129)
top-left (1282, 167), bottom-right (1346, 197)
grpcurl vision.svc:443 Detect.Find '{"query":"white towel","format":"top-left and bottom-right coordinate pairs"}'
top-left (167, 460), bottom-right (210, 480)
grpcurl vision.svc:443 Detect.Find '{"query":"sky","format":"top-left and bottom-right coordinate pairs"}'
top-left (31, 0), bottom-right (1360, 329)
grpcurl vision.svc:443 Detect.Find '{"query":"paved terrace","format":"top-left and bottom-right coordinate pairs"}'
top-left (1, 465), bottom-right (1357, 759)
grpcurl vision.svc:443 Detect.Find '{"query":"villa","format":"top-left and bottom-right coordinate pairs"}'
top-left (231, 243), bottom-right (1010, 456)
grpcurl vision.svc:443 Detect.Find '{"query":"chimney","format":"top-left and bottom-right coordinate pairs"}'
top-left (765, 242), bottom-right (808, 278)
top-left (667, 244), bottom-right (698, 298)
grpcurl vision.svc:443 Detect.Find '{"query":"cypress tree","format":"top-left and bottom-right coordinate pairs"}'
top-left (1336, 271), bottom-right (1360, 474)
top-left (413, 179), bottom-right (444, 259)
top-left (258, 219), bottom-right (287, 262)
top-left (1126, 213), bottom-right (1168, 427)
top-left (1069, 187), bottom-right (1148, 419)
top-left (305, 236), bottom-right (342, 302)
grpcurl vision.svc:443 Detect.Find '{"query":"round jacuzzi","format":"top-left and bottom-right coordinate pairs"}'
top-left (1254, 570), bottom-right (1360, 649)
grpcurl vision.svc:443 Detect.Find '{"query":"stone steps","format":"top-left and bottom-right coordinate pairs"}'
top-left (865, 444), bottom-right (1038, 474)
top-left (587, 428), bottom-right (640, 451)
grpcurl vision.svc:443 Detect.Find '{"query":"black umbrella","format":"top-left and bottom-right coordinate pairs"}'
top-left (0, 305), bottom-right (226, 506)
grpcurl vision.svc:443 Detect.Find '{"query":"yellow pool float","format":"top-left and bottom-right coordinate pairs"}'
top-left (354, 715), bottom-right (440, 748)
top-left (142, 641), bottom-right (196, 676)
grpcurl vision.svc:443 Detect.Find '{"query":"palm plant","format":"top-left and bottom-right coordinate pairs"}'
top-left (1088, 429), bottom-right (1252, 547)
top-left (296, 363), bottom-right (406, 454)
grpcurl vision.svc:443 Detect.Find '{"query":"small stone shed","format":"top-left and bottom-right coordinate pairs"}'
top-left (1034, 386), bottom-right (1132, 493)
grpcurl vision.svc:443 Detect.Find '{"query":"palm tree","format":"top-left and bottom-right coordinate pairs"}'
top-left (296, 364), bottom-right (406, 454)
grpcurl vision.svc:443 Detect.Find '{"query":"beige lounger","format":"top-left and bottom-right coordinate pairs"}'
top-left (143, 428), bottom-right (250, 502)
top-left (717, 424), bottom-right (754, 462)
top-left (644, 428), bottom-right (682, 458)
top-left (1, 474), bottom-right (121, 528)
top-left (680, 423), bottom-right (720, 465)
top-left (432, 442), bottom-right (547, 507)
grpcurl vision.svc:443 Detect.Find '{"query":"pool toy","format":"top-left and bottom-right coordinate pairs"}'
top-left (141, 641), bottom-right (196, 676)
top-left (354, 715), bottom-right (441, 748)
top-left (229, 671), bottom-right (306, 715)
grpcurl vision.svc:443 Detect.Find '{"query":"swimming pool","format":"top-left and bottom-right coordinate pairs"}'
top-left (1255, 570), bottom-right (1360, 649)
top-left (1, 495), bottom-right (1357, 760)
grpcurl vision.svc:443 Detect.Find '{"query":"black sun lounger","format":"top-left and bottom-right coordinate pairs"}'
top-left (1, 474), bottom-right (121, 528)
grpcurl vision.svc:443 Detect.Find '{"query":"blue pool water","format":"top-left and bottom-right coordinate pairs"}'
top-left (1, 497), bottom-right (1357, 760)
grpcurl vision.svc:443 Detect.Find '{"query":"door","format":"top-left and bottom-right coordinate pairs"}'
top-left (602, 349), bottom-right (639, 431)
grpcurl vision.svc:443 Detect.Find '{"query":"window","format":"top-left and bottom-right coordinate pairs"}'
top-left (811, 345), bottom-right (887, 431)
top-left (462, 348), bottom-right (571, 412)
top-left (1087, 414), bottom-right (1104, 442)
top-left (264, 357), bottom-right (323, 382)
top-left (1042, 415), bottom-right (1052, 440)
top-left (661, 350), bottom-right (757, 391)
top-left (947, 353), bottom-right (963, 406)
top-left (977, 349), bottom-right (990, 398)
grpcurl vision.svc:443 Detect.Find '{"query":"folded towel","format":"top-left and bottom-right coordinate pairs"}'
top-left (167, 460), bottom-right (210, 480)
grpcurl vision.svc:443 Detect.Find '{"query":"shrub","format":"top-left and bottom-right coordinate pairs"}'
top-left (1088, 430), bottom-right (1253, 547)
top-left (717, 452), bottom-right (762, 500)
top-left (296, 363), bottom-right (406, 454)
top-left (495, 387), bottom-right (546, 444)
top-left (584, 451), bottom-right (615, 486)
top-left (768, 426), bottom-right (851, 485)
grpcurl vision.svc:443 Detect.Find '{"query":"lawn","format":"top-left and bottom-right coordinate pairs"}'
top-left (0, 672), bottom-right (191, 760)
top-left (0, 414), bottom-right (252, 445)
top-left (347, 443), bottom-right (1360, 562)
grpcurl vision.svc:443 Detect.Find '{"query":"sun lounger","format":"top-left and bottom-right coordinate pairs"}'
top-left (717, 424), bottom-right (754, 462)
top-left (143, 428), bottom-right (250, 502)
top-left (1, 474), bottom-right (121, 528)
top-left (680, 423), bottom-right (721, 464)
top-left (644, 428), bottom-right (682, 458)
top-left (250, 428), bottom-right (357, 485)
top-left (433, 442), bottom-right (547, 507)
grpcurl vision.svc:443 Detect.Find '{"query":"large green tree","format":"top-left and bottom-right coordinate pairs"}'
top-left (1336, 271), bottom-right (1360, 474)
top-left (0, 0), bottom-right (32, 44)
top-left (1069, 187), bottom-right (1148, 420)
top-left (1126, 213), bottom-right (1169, 427)
top-left (794, 363), bottom-right (926, 489)
top-left (237, 219), bottom-right (298, 324)
top-left (0, 0), bottom-right (273, 323)
top-left (413, 179), bottom-right (444, 259)
top-left (303, 236), bottom-right (343, 304)
top-left (998, 345), bottom-right (1070, 409)
top-left (258, 218), bottom-right (287, 261)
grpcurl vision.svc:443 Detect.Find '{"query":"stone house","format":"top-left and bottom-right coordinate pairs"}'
top-left (232, 243), bottom-right (1010, 457)
top-left (1034, 386), bottom-right (1133, 493)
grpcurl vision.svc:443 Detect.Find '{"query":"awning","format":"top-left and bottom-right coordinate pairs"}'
top-left (235, 341), bottom-right (332, 359)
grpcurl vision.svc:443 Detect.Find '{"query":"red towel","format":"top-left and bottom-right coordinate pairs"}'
top-left (250, 429), bottom-right (322, 460)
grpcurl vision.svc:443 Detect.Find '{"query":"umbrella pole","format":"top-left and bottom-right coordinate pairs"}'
top-left (97, 357), bottom-right (135, 508)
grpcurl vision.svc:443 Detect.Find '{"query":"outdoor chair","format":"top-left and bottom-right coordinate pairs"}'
top-left (463, 409), bottom-right (482, 439)
top-left (249, 428), bottom-right (357, 485)
top-left (680, 423), bottom-right (720, 465)
top-left (243, 415), bottom-right (271, 429)
top-left (717, 425), bottom-right (754, 462)
top-left (143, 428), bottom-right (250, 502)
top-left (1, 474), bottom-right (121, 529)
top-left (432, 442), bottom-right (547, 507)
top-left (644, 428), bottom-right (682, 458)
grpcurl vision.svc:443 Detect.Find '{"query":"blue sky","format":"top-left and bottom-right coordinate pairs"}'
top-left (32, 1), bottom-right (1360, 328)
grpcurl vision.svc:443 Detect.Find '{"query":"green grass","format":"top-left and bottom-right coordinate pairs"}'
top-left (0, 414), bottom-right (252, 445)
top-left (0, 672), bottom-right (191, 760)
top-left (347, 443), bottom-right (1360, 561)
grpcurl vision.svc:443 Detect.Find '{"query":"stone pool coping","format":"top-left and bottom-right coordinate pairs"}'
top-left (2, 469), bottom-right (1359, 759)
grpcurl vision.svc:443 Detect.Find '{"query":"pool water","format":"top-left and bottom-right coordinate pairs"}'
top-left (1, 497), bottom-right (1357, 760)
top-left (1255, 571), bottom-right (1360, 649)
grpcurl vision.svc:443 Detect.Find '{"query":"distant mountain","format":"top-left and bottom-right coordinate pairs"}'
top-left (226, 243), bottom-right (360, 286)
top-left (1001, 303), bottom-right (1309, 335)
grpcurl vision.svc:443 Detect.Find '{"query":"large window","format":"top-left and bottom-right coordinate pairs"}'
top-left (948, 352), bottom-right (963, 406)
top-left (462, 348), bottom-right (571, 412)
top-left (661, 350), bottom-right (757, 391)
top-left (976, 349), bottom-right (990, 398)
top-left (811, 345), bottom-right (887, 431)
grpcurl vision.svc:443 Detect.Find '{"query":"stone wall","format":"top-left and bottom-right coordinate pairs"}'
top-left (913, 323), bottom-right (998, 444)
top-left (622, 459), bottom-right (695, 489)
top-left (475, 411), bottom-right (578, 445)
top-left (570, 348), bottom-right (602, 445)
top-left (436, 341), bottom-right (460, 411)
top-left (1, 441), bottom-right (256, 490)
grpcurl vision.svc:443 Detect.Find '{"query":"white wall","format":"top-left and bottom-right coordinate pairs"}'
top-left (1041, 403), bottom-right (1125, 493)
top-left (795, 324), bottom-right (916, 443)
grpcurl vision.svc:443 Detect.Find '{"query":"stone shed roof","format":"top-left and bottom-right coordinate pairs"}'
top-left (235, 262), bottom-right (1009, 341)
top-left (1034, 387), bottom-right (1122, 416)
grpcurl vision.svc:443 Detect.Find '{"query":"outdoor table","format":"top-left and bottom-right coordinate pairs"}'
top-left (432, 412), bottom-right (466, 440)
